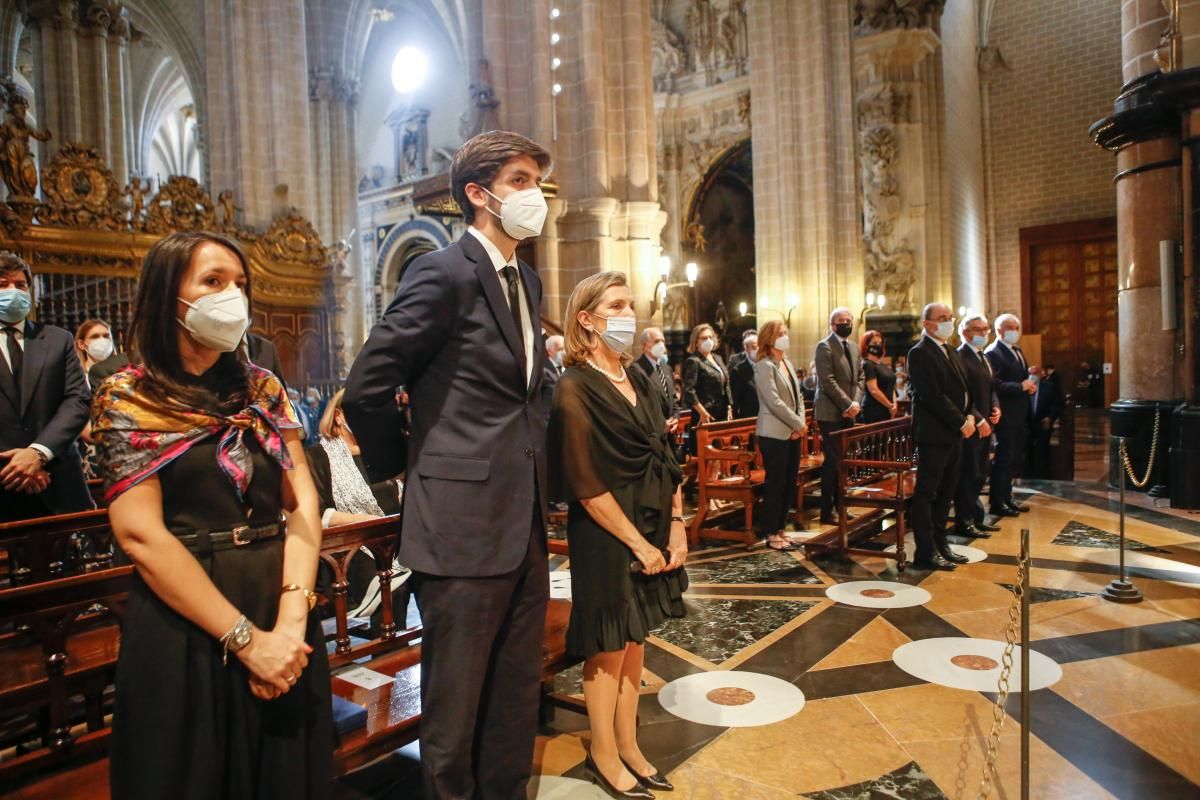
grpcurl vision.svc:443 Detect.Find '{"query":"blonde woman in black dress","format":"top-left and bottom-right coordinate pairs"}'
top-left (550, 271), bottom-right (688, 798)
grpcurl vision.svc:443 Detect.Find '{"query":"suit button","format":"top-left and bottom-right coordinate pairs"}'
top-left (524, 448), bottom-right (534, 458)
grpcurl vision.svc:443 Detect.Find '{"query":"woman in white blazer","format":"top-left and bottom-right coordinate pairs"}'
top-left (753, 319), bottom-right (808, 550)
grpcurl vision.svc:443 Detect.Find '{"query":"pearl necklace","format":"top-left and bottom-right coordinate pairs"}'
top-left (585, 357), bottom-right (627, 383)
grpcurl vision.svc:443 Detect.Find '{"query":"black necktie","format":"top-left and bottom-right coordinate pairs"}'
top-left (841, 339), bottom-right (852, 374)
top-left (2, 326), bottom-right (20, 383)
top-left (1013, 345), bottom-right (1026, 370)
top-left (500, 266), bottom-right (526, 370)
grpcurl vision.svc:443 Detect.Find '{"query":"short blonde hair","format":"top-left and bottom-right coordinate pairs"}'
top-left (688, 323), bottom-right (716, 355)
top-left (318, 388), bottom-right (347, 439)
top-left (757, 319), bottom-right (787, 355)
top-left (562, 271), bottom-right (632, 368)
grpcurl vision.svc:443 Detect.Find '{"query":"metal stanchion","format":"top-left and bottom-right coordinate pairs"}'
top-left (1103, 436), bottom-right (1144, 603)
top-left (1019, 527), bottom-right (1030, 800)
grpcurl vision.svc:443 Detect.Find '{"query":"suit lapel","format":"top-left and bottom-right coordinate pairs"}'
top-left (0, 345), bottom-right (17, 413)
top-left (464, 235), bottom-right (528, 390)
top-left (518, 260), bottom-right (542, 396)
top-left (20, 320), bottom-right (48, 416)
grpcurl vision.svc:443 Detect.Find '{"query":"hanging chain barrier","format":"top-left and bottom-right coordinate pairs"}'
top-left (978, 528), bottom-right (1031, 800)
top-left (1119, 410), bottom-right (1161, 489)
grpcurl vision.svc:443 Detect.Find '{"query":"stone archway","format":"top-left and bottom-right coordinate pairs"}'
top-left (683, 138), bottom-right (755, 344)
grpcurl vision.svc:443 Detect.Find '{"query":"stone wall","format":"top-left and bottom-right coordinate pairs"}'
top-left (983, 0), bottom-right (1122, 315)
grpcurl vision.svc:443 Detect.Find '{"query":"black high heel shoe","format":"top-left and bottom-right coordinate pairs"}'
top-left (621, 756), bottom-right (674, 791)
top-left (584, 753), bottom-right (654, 799)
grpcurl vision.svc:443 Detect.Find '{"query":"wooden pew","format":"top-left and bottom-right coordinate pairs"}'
top-left (3, 513), bottom-right (576, 794)
top-left (0, 565), bottom-right (131, 787)
top-left (0, 509), bottom-right (114, 587)
top-left (802, 416), bottom-right (916, 568)
top-left (795, 407), bottom-right (823, 524)
top-left (687, 418), bottom-right (763, 547)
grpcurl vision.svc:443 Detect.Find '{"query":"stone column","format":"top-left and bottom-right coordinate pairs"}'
top-left (852, 22), bottom-right (945, 323)
top-left (1092, 0), bottom-right (1200, 501)
top-left (27, 2), bottom-right (83, 160)
top-left (749, 0), bottom-right (861, 361)
top-left (203, 0), bottom-right (316, 227)
top-left (309, 69), bottom-right (361, 368)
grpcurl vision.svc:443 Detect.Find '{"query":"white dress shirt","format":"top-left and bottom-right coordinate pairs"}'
top-left (0, 321), bottom-right (54, 461)
top-left (467, 227), bottom-right (535, 386)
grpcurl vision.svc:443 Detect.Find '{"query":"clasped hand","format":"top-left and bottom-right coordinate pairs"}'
top-left (0, 448), bottom-right (51, 494)
top-left (237, 625), bottom-right (312, 701)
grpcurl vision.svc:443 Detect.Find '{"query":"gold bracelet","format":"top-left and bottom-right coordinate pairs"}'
top-left (281, 584), bottom-right (319, 612)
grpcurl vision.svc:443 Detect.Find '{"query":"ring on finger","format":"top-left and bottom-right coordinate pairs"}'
top-left (285, 674), bottom-right (297, 683)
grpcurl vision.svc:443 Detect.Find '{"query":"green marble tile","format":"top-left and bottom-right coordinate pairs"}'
top-left (1051, 520), bottom-right (1169, 553)
top-left (685, 551), bottom-right (822, 585)
top-left (803, 761), bottom-right (946, 800)
top-left (652, 598), bottom-right (816, 665)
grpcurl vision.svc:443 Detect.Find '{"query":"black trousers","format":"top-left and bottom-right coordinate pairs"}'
top-left (912, 439), bottom-right (962, 560)
top-left (990, 422), bottom-right (1028, 510)
top-left (954, 434), bottom-right (990, 528)
top-left (817, 418), bottom-right (851, 514)
top-left (410, 518), bottom-right (549, 800)
top-left (758, 435), bottom-right (800, 537)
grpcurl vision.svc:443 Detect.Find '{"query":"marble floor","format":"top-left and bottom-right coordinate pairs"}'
top-left (339, 480), bottom-right (1200, 799)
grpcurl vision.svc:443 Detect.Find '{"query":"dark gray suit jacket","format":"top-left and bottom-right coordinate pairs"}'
top-left (813, 332), bottom-right (865, 422)
top-left (957, 343), bottom-right (998, 424)
top-left (344, 233), bottom-right (548, 577)
top-left (0, 320), bottom-right (92, 513)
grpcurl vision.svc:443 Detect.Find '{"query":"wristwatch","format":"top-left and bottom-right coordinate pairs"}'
top-left (221, 614), bottom-right (253, 665)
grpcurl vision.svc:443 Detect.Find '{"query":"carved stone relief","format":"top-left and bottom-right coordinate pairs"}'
top-left (853, 0), bottom-right (946, 36)
top-left (858, 112), bottom-right (915, 311)
top-left (653, 0), bottom-right (748, 92)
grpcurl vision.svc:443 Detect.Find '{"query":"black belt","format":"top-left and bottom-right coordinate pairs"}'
top-left (174, 520), bottom-right (284, 555)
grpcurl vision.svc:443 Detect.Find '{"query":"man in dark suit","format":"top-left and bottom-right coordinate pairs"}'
top-left (542, 333), bottom-right (564, 417)
top-left (0, 252), bottom-right (92, 522)
top-left (343, 131), bottom-right (552, 800)
top-left (906, 303), bottom-right (976, 570)
top-left (634, 325), bottom-right (679, 429)
top-left (813, 307), bottom-right (865, 525)
top-left (1029, 364), bottom-right (1065, 477)
top-left (954, 314), bottom-right (1002, 538)
top-left (727, 328), bottom-right (759, 419)
top-left (985, 313), bottom-right (1036, 516)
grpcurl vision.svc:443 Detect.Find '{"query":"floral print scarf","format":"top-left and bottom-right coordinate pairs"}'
top-left (91, 363), bottom-right (300, 504)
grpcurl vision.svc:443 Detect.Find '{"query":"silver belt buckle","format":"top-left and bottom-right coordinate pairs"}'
top-left (231, 525), bottom-right (252, 546)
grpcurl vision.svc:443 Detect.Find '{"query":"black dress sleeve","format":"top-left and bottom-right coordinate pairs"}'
top-left (864, 360), bottom-right (879, 383)
top-left (551, 373), bottom-right (609, 501)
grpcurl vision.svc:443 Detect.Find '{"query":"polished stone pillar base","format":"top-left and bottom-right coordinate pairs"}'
top-left (1108, 399), bottom-right (1178, 493)
top-left (1169, 403), bottom-right (1200, 508)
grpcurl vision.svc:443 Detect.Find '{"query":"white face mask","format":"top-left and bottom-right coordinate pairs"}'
top-left (85, 337), bottom-right (114, 362)
top-left (592, 313), bottom-right (636, 352)
top-left (776, 335), bottom-right (791, 352)
top-left (650, 341), bottom-right (667, 361)
top-left (178, 286), bottom-right (250, 352)
top-left (1002, 329), bottom-right (1020, 346)
top-left (930, 320), bottom-right (954, 340)
top-left (482, 185), bottom-right (548, 240)
top-left (698, 338), bottom-right (715, 355)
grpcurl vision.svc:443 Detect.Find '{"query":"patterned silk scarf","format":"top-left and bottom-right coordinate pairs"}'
top-left (91, 363), bottom-right (300, 504)
top-left (319, 435), bottom-right (384, 516)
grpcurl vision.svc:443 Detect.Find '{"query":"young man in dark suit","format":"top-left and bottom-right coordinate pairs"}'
top-left (344, 131), bottom-right (552, 800)
top-left (906, 303), bottom-right (976, 570)
top-left (985, 313), bottom-right (1037, 516)
top-left (0, 252), bottom-right (92, 522)
top-left (954, 314), bottom-right (1002, 538)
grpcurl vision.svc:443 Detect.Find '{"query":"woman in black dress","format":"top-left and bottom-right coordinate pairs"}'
top-left (860, 329), bottom-right (897, 424)
top-left (550, 272), bottom-right (687, 798)
top-left (91, 232), bottom-right (331, 799)
top-left (681, 322), bottom-right (732, 455)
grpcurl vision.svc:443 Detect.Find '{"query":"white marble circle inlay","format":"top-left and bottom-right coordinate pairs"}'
top-left (892, 637), bottom-right (1062, 692)
top-left (658, 670), bottom-right (805, 727)
top-left (549, 570), bottom-right (572, 600)
top-left (825, 580), bottom-right (932, 609)
top-left (527, 776), bottom-right (609, 799)
top-left (885, 537), bottom-right (988, 564)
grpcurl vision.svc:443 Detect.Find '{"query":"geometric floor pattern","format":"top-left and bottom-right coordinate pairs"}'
top-left (339, 480), bottom-right (1200, 799)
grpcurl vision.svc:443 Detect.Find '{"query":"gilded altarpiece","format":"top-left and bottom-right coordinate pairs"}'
top-left (0, 137), bottom-right (338, 387)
